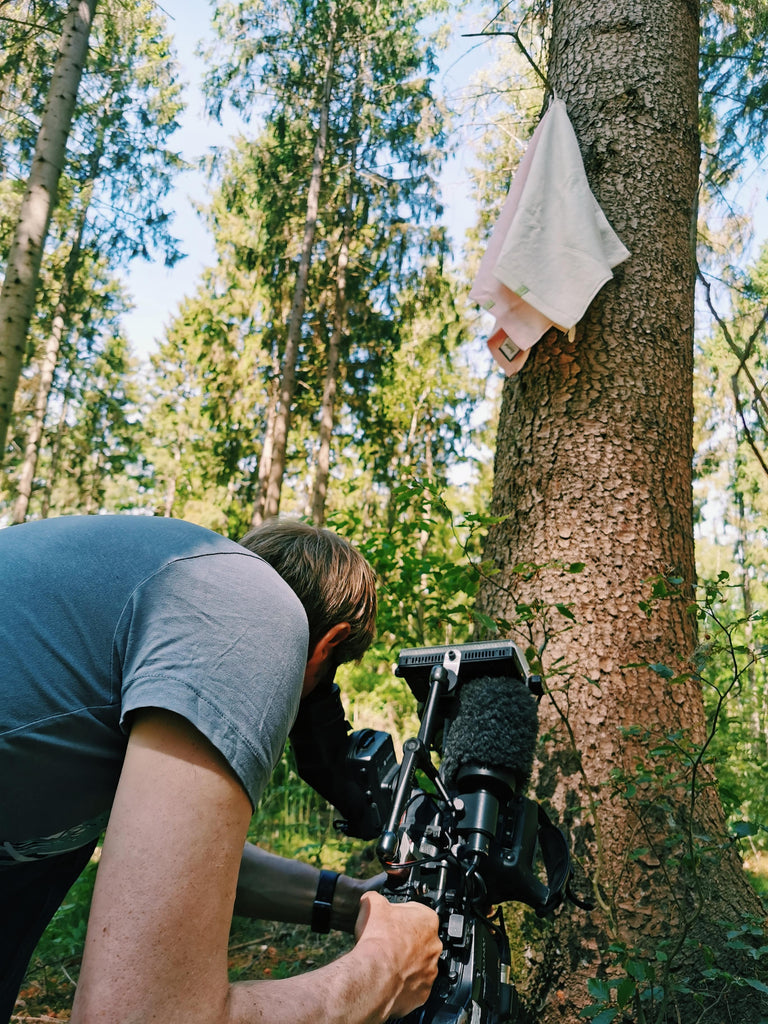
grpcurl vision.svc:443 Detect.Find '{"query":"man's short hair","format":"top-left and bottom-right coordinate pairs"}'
top-left (239, 518), bottom-right (377, 663)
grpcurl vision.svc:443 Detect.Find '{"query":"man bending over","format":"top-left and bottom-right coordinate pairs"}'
top-left (0, 514), bottom-right (440, 1023)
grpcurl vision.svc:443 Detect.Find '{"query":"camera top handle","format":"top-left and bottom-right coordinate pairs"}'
top-left (377, 651), bottom-right (461, 866)
top-left (376, 655), bottom-right (460, 864)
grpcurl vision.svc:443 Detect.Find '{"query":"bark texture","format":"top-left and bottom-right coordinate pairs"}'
top-left (477, 1), bottom-right (767, 1021)
top-left (0, 0), bottom-right (97, 457)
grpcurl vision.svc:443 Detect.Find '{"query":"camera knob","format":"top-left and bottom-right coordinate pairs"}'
top-left (377, 830), bottom-right (399, 863)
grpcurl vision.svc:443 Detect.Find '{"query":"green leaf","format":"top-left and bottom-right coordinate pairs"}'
top-left (472, 611), bottom-right (498, 633)
top-left (587, 978), bottom-right (612, 1001)
top-left (625, 960), bottom-right (648, 981)
top-left (616, 976), bottom-right (635, 1008)
top-left (649, 663), bottom-right (675, 678)
top-left (591, 1011), bottom-right (620, 1024)
top-left (732, 820), bottom-right (762, 837)
top-left (743, 978), bottom-right (768, 995)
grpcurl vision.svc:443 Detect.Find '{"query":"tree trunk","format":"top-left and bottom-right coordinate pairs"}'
top-left (311, 197), bottom-right (353, 526)
top-left (250, 353), bottom-right (281, 528)
top-left (261, 7), bottom-right (337, 520)
top-left (310, 51), bottom-right (369, 527)
top-left (0, 0), bottom-right (97, 458)
top-left (310, 313), bottom-right (341, 527)
top-left (477, 2), bottom-right (767, 1021)
top-left (39, 371), bottom-right (73, 518)
top-left (163, 445), bottom-right (180, 517)
top-left (12, 194), bottom-right (90, 523)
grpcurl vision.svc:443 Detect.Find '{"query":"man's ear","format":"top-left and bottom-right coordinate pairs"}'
top-left (302, 622), bottom-right (352, 696)
top-left (311, 621), bottom-right (351, 661)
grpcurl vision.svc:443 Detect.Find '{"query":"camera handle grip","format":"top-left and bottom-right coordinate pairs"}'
top-left (377, 665), bottom-right (454, 866)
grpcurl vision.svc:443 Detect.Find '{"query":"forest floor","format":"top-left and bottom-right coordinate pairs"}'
top-left (11, 917), bottom-right (354, 1021)
top-left (11, 853), bottom-right (768, 1021)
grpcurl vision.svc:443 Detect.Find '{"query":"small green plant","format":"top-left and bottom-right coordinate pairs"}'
top-left (575, 571), bottom-right (768, 1024)
top-left (32, 855), bottom-right (99, 964)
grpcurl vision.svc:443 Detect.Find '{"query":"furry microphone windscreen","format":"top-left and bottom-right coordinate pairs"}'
top-left (440, 675), bottom-right (539, 790)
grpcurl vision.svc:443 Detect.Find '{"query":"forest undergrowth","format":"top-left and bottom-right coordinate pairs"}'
top-left (11, 820), bottom-right (768, 1021)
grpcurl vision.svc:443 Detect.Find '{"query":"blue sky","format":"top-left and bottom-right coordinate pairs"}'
top-left (121, 2), bottom-right (234, 359)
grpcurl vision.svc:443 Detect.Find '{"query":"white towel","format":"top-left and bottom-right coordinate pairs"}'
top-left (470, 98), bottom-right (630, 375)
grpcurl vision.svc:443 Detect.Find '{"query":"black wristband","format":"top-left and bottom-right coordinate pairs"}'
top-left (311, 869), bottom-right (340, 933)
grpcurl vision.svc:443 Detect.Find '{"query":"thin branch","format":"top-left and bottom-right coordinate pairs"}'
top-left (461, 4), bottom-right (550, 90)
top-left (731, 373), bottom-right (768, 480)
top-left (698, 269), bottom-right (768, 480)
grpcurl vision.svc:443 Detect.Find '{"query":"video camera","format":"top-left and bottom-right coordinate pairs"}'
top-left (289, 640), bottom-right (573, 1024)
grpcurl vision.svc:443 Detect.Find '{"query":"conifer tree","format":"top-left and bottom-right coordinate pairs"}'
top-left (203, 0), bottom-right (450, 521)
top-left (474, 2), bottom-right (768, 1020)
top-left (1, 0), bottom-right (184, 515)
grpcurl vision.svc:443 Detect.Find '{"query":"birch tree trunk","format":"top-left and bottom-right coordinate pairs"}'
top-left (250, 356), bottom-right (281, 528)
top-left (39, 371), bottom-right (73, 519)
top-left (310, 292), bottom-right (342, 527)
top-left (477, 1), bottom-right (767, 1021)
top-left (0, 0), bottom-right (97, 458)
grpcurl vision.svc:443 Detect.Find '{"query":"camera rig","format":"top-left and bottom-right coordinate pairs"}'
top-left (289, 640), bottom-right (574, 1024)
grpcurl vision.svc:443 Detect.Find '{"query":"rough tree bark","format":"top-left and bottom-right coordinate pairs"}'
top-left (477, 1), bottom-right (767, 1022)
top-left (0, 0), bottom-right (97, 458)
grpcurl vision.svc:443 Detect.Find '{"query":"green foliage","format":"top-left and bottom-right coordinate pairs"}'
top-left (579, 920), bottom-right (768, 1024)
top-left (1, 0), bottom-right (186, 513)
top-left (73, 0), bottom-right (186, 266)
top-left (11, 5), bottom-right (768, 1018)
top-left (700, 0), bottom-right (768, 189)
top-left (693, 572), bottom-right (768, 853)
top-left (569, 569), bottom-right (768, 1024)
top-left (249, 745), bottom-right (365, 868)
top-left (32, 856), bottom-right (99, 965)
top-left (327, 477), bottom-right (496, 654)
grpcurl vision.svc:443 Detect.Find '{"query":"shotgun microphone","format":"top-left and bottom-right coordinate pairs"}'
top-left (440, 675), bottom-right (539, 864)
top-left (441, 674), bottom-right (539, 794)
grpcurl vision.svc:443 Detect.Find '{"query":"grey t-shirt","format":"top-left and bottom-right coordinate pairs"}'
top-left (0, 515), bottom-right (309, 863)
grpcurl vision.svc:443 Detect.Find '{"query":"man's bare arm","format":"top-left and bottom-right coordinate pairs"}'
top-left (72, 709), bottom-right (440, 1024)
top-left (234, 843), bottom-right (384, 933)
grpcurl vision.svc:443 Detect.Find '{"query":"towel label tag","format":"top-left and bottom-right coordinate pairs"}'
top-left (499, 338), bottom-right (521, 362)
top-left (513, 284), bottom-right (529, 297)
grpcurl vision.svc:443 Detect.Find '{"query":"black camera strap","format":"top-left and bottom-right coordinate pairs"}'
top-left (536, 803), bottom-right (595, 916)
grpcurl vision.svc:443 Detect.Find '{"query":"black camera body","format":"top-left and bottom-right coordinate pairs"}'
top-left (289, 640), bottom-right (571, 1024)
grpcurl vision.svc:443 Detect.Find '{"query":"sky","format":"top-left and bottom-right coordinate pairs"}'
top-left (122, 1), bottom-right (491, 361)
top-left (120, 2), bottom-right (234, 359)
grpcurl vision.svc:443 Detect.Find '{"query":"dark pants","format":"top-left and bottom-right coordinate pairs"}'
top-left (0, 842), bottom-right (96, 1023)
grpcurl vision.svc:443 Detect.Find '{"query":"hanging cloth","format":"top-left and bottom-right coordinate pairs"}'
top-left (470, 98), bottom-right (630, 375)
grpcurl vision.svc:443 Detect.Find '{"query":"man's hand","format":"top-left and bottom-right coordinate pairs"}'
top-left (353, 890), bottom-right (442, 1019)
top-left (72, 710), bottom-right (438, 1024)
